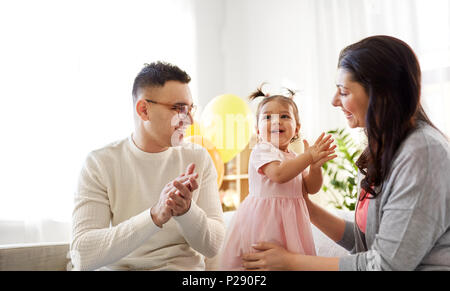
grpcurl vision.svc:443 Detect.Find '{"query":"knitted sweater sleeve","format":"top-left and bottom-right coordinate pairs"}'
top-left (70, 153), bottom-right (160, 271)
top-left (173, 148), bottom-right (226, 258)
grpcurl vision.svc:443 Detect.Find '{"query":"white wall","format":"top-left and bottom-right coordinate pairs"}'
top-left (220, 0), bottom-right (349, 140)
top-left (194, 0), bottom-right (450, 140)
top-left (192, 0), bottom-right (226, 113)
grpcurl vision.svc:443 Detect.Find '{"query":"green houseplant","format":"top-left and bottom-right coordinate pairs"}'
top-left (321, 128), bottom-right (363, 211)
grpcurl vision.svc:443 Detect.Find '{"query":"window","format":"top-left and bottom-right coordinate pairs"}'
top-left (0, 0), bottom-right (196, 243)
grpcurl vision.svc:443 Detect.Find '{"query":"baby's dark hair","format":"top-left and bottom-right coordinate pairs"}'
top-left (249, 83), bottom-right (301, 142)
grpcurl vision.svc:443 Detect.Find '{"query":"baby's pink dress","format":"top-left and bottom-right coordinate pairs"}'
top-left (220, 141), bottom-right (316, 270)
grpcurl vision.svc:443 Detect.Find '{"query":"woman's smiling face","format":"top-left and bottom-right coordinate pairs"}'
top-left (331, 68), bottom-right (370, 128)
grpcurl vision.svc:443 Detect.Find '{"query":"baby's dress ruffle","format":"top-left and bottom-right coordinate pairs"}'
top-left (219, 194), bottom-right (316, 270)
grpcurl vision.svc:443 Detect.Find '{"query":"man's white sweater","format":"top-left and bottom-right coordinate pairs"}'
top-left (70, 135), bottom-right (225, 270)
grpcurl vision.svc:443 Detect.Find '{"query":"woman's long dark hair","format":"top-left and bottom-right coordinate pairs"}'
top-left (338, 35), bottom-right (438, 199)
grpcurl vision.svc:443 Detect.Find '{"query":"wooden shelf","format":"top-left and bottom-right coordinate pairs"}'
top-left (219, 135), bottom-right (256, 209)
top-left (222, 174), bottom-right (248, 181)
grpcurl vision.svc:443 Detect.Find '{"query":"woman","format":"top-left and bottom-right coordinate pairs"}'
top-left (242, 35), bottom-right (450, 271)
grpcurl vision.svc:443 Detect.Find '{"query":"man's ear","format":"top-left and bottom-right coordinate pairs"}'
top-left (136, 99), bottom-right (150, 121)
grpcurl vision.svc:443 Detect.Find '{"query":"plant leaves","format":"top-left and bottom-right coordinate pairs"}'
top-left (321, 127), bottom-right (364, 211)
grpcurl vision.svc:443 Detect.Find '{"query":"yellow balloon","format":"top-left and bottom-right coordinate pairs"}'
top-left (200, 94), bottom-right (254, 163)
top-left (184, 121), bottom-right (202, 138)
top-left (185, 135), bottom-right (224, 188)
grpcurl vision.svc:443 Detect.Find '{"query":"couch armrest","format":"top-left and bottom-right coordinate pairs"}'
top-left (0, 242), bottom-right (69, 271)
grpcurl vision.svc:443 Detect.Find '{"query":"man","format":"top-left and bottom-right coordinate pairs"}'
top-left (70, 61), bottom-right (225, 270)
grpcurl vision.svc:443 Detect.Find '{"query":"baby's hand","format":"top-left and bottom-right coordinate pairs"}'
top-left (303, 133), bottom-right (336, 165)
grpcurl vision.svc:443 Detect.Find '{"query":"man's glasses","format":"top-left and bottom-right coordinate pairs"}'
top-left (145, 99), bottom-right (197, 116)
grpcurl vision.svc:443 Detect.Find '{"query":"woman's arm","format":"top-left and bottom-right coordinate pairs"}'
top-left (338, 133), bottom-right (450, 271)
top-left (304, 194), bottom-right (346, 242)
top-left (242, 242), bottom-right (339, 271)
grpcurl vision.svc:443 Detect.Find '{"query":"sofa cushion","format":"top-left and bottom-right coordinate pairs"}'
top-left (0, 242), bottom-right (69, 271)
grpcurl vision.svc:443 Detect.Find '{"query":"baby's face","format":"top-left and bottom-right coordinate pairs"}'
top-left (257, 100), bottom-right (299, 152)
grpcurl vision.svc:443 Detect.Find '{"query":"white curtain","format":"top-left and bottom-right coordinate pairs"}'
top-left (0, 0), bottom-right (197, 244)
top-left (221, 0), bottom-right (450, 143)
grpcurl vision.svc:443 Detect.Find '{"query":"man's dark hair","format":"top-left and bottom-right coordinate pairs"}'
top-left (132, 61), bottom-right (191, 103)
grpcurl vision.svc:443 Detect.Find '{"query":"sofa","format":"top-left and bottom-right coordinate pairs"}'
top-left (0, 210), bottom-right (351, 271)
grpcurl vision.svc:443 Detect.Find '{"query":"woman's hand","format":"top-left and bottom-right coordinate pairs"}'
top-left (242, 241), bottom-right (341, 271)
top-left (241, 242), bottom-right (298, 271)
